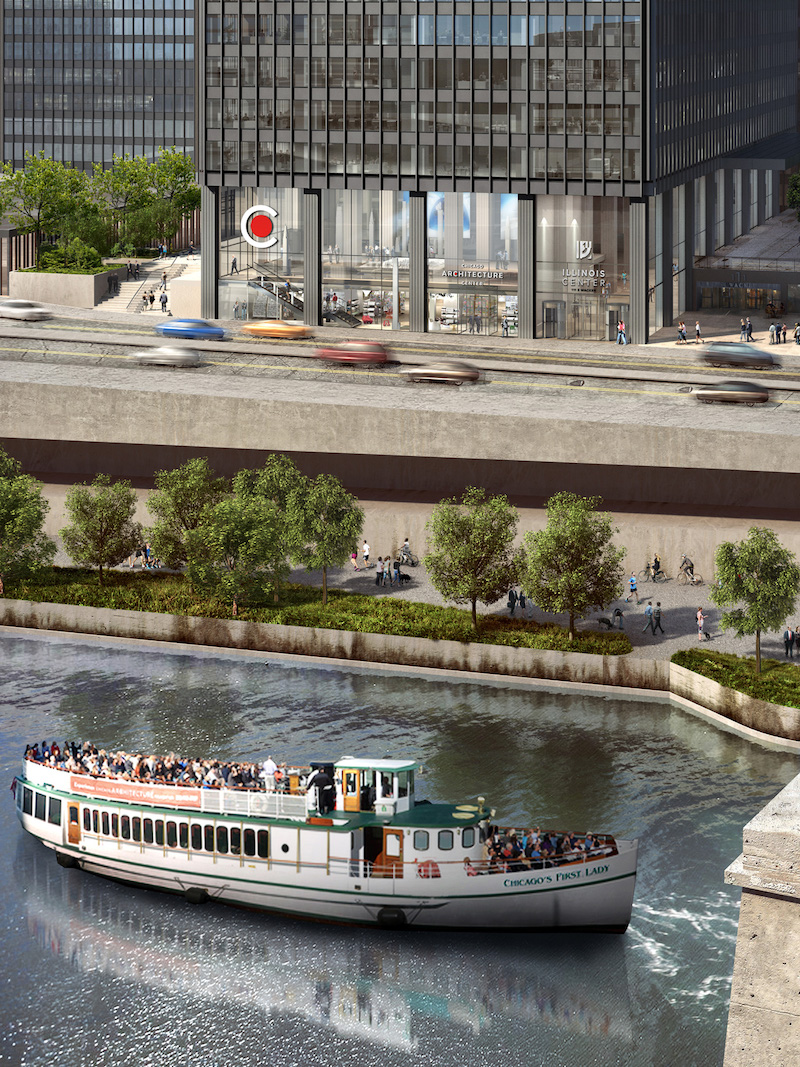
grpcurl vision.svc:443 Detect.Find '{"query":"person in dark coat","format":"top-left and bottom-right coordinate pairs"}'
top-left (784, 626), bottom-right (795, 658)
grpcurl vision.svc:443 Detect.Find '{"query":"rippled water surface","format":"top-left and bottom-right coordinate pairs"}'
top-left (1, 631), bottom-right (797, 1067)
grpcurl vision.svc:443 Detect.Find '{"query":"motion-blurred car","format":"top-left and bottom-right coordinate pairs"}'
top-left (694, 380), bottom-right (769, 405)
top-left (154, 319), bottom-right (226, 341)
top-left (0, 299), bottom-right (52, 321)
top-left (132, 345), bottom-right (201, 368)
top-left (314, 340), bottom-right (389, 364)
top-left (700, 342), bottom-right (779, 370)
top-left (241, 319), bottom-right (313, 339)
top-left (399, 360), bottom-right (481, 385)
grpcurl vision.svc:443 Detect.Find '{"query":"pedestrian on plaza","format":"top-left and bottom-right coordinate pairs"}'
top-left (784, 624), bottom-right (795, 658)
top-left (653, 602), bottom-right (664, 634)
top-left (475, 314), bottom-right (482, 334)
top-left (468, 315), bottom-right (475, 334)
top-left (627, 572), bottom-right (639, 604)
top-left (794, 323), bottom-right (800, 344)
top-left (362, 540), bottom-right (370, 566)
top-left (327, 245), bottom-right (333, 262)
top-left (642, 602), bottom-right (654, 634)
top-left (677, 321), bottom-right (685, 344)
top-left (232, 300), bottom-right (239, 320)
top-left (126, 260), bottom-right (133, 279)
top-left (507, 587), bottom-right (518, 616)
top-left (240, 302), bottom-right (247, 320)
top-left (746, 317), bottom-right (753, 341)
top-left (160, 291), bottom-right (168, 312)
top-left (148, 290), bottom-right (155, 310)
top-left (696, 607), bottom-right (706, 641)
top-left (393, 557), bottom-right (401, 585)
top-left (142, 292), bottom-right (149, 311)
top-left (351, 549), bottom-right (360, 571)
top-left (694, 320), bottom-right (703, 343)
top-left (160, 270), bottom-right (167, 290)
top-left (739, 319), bottom-right (747, 341)
top-left (782, 323), bottom-right (788, 343)
top-left (230, 256), bottom-right (239, 274)
top-left (617, 319), bottom-right (627, 345)
top-left (502, 317), bottom-right (509, 337)
top-left (769, 322), bottom-right (777, 344)
top-left (385, 554), bottom-right (394, 584)
top-left (375, 557), bottom-right (384, 586)
top-left (134, 262), bottom-right (140, 280)
top-left (334, 244), bottom-right (340, 263)
top-left (519, 589), bottom-right (527, 616)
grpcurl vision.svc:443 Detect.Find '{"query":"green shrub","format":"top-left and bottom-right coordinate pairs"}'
top-left (38, 238), bottom-right (102, 273)
top-left (7, 569), bottom-right (633, 656)
top-left (672, 648), bottom-right (800, 709)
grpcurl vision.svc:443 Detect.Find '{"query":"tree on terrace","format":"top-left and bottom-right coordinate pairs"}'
top-left (0, 447), bottom-right (56, 591)
top-left (60, 475), bottom-right (142, 584)
top-left (146, 457), bottom-right (229, 569)
top-left (291, 474), bottom-right (364, 605)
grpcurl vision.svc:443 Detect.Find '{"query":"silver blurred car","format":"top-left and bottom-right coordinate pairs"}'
top-left (399, 359), bottom-right (481, 385)
top-left (694, 380), bottom-right (769, 405)
top-left (132, 345), bottom-right (202, 368)
top-left (0, 299), bottom-right (52, 321)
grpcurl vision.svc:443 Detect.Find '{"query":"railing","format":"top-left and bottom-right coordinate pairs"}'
top-left (695, 255), bottom-right (800, 274)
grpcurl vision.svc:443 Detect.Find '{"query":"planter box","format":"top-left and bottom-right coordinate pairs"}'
top-left (9, 268), bottom-right (126, 309)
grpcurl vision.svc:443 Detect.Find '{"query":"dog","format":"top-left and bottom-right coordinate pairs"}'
top-left (396, 571), bottom-right (411, 584)
top-left (598, 608), bottom-right (624, 630)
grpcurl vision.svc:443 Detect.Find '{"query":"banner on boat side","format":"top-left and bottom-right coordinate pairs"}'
top-left (70, 776), bottom-right (202, 809)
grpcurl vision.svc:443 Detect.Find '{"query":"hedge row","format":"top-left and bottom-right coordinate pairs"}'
top-left (672, 648), bottom-right (800, 710)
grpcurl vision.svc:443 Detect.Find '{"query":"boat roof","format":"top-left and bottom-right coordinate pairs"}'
top-left (334, 757), bottom-right (418, 772)
top-left (337, 803), bottom-right (482, 831)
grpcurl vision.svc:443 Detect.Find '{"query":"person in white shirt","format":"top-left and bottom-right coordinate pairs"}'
top-left (262, 755), bottom-right (278, 791)
top-left (362, 540), bottom-right (370, 566)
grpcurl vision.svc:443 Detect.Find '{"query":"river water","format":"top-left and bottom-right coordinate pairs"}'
top-left (1, 629), bottom-right (797, 1067)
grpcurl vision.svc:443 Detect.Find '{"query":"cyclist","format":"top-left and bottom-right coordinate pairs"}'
top-left (680, 554), bottom-right (694, 580)
top-left (652, 553), bottom-right (662, 579)
top-left (400, 537), bottom-right (413, 565)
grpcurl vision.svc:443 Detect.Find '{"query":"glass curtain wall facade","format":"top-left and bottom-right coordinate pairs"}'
top-left (1, 0), bottom-right (195, 169)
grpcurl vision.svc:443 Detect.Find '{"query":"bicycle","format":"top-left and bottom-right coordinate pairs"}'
top-left (638, 562), bottom-right (668, 583)
top-left (395, 550), bottom-right (419, 567)
top-left (677, 570), bottom-right (703, 587)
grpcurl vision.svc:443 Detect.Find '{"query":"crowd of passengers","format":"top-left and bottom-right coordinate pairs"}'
top-left (25, 741), bottom-right (296, 792)
top-left (480, 826), bottom-right (611, 871)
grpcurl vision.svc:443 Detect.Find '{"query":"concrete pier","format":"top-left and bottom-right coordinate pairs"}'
top-left (723, 772), bottom-right (800, 1066)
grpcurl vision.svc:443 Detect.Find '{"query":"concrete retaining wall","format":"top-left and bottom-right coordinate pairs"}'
top-left (671, 662), bottom-right (800, 742)
top-left (9, 268), bottom-right (126, 309)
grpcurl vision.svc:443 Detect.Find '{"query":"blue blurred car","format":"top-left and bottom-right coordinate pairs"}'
top-left (154, 319), bottom-right (226, 341)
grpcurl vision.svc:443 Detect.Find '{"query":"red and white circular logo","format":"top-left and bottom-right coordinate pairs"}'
top-left (241, 205), bottom-right (278, 249)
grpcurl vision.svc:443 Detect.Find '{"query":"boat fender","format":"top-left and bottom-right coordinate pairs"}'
top-left (56, 851), bottom-right (78, 870)
top-left (184, 886), bottom-right (209, 905)
top-left (377, 907), bottom-right (406, 929)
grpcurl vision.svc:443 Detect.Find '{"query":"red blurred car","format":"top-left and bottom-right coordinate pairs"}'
top-left (313, 339), bottom-right (389, 365)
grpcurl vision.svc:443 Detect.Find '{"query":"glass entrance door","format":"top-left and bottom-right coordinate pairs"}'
top-left (542, 300), bottom-right (566, 338)
top-left (570, 296), bottom-right (600, 339)
top-left (457, 294), bottom-right (498, 335)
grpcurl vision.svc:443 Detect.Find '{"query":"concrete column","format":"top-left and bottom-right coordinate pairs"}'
top-left (303, 190), bottom-right (321, 326)
top-left (723, 169), bottom-right (736, 246)
top-left (517, 195), bottom-right (536, 339)
top-left (740, 169), bottom-right (751, 235)
top-left (655, 191), bottom-right (673, 331)
top-left (629, 199), bottom-right (649, 344)
top-left (676, 181), bottom-right (694, 314)
top-left (770, 170), bottom-right (781, 218)
top-left (705, 171), bottom-right (718, 256)
top-left (408, 192), bottom-right (427, 333)
top-left (200, 184), bottom-right (219, 320)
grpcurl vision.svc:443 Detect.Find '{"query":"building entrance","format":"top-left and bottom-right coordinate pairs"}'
top-left (542, 300), bottom-right (566, 338)
top-left (607, 303), bottom-right (630, 341)
top-left (457, 294), bottom-right (498, 335)
top-left (570, 296), bottom-right (602, 339)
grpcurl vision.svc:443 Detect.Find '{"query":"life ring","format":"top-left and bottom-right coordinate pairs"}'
top-left (417, 859), bottom-right (441, 879)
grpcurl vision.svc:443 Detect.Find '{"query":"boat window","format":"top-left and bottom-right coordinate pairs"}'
top-left (155, 820), bottom-right (164, 846)
top-left (102, 812), bottom-right (110, 836)
top-left (166, 821), bottom-right (177, 848)
top-left (216, 827), bottom-right (228, 854)
top-left (132, 817), bottom-right (141, 842)
top-left (22, 786), bottom-right (33, 815)
top-left (179, 823), bottom-right (189, 849)
top-left (69, 805), bottom-right (79, 827)
top-left (344, 772), bottom-right (358, 796)
top-left (257, 830), bottom-right (269, 858)
top-left (191, 824), bottom-right (202, 851)
top-left (230, 827), bottom-right (241, 855)
top-left (413, 830), bottom-right (429, 850)
top-left (48, 797), bottom-right (62, 825)
top-left (397, 771), bottom-right (410, 798)
top-left (438, 830), bottom-right (454, 851)
top-left (380, 773), bottom-right (394, 797)
top-left (111, 814), bottom-right (119, 837)
top-left (462, 827), bottom-right (475, 848)
top-left (92, 810), bottom-right (99, 834)
top-left (121, 816), bottom-right (131, 840)
top-left (204, 825), bottom-right (214, 852)
top-left (144, 818), bottom-right (154, 844)
top-left (83, 807), bottom-right (91, 830)
top-left (34, 793), bottom-right (46, 821)
top-left (244, 828), bottom-right (256, 856)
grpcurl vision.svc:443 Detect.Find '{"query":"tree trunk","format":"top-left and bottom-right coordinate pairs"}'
top-left (755, 628), bottom-right (761, 675)
top-left (471, 597), bottom-right (478, 631)
top-left (569, 611), bottom-right (575, 642)
top-left (322, 566), bottom-right (328, 606)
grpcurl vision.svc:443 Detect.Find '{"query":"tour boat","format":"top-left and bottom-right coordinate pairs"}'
top-left (14, 751), bottom-right (638, 932)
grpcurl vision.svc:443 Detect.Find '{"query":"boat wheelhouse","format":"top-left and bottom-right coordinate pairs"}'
top-left (14, 749), bottom-right (638, 932)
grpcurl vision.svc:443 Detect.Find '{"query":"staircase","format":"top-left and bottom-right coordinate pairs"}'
top-left (96, 256), bottom-right (189, 314)
top-left (253, 260), bottom-right (361, 327)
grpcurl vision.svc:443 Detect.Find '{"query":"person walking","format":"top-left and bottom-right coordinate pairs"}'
top-left (677, 321), bottom-right (685, 344)
top-left (393, 557), bottom-right (401, 585)
top-left (794, 323), bottom-right (800, 345)
top-left (769, 322), bottom-right (777, 344)
top-left (134, 262), bottom-right (140, 280)
top-left (746, 317), bottom-right (753, 341)
top-left (653, 602), bottom-right (664, 634)
top-left (784, 625), bottom-right (795, 658)
top-left (160, 291), bottom-right (168, 312)
top-left (694, 320), bottom-right (703, 343)
top-left (126, 260), bottom-right (133, 279)
top-left (502, 316), bottom-right (509, 337)
top-left (507, 587), bottom-right (518, 616)
top-left (350, 549), bottom-right (360, 571)
top-left (617, 319), bottom-right (627, 345)
top-left (696, 607), bottom-right (706, 641)
top-left (362, 540), bottom-right (370, 567)
top-left (739, 319), bottom-right (747, 341)
top-left (334, 244), bottom-right (340, 263)
top-left (642, 602), bottom-right (654, 634)
top-left (385, 554), bottom-right (394, 585)
top-left (142, 292), bottom-right (149, 312)
top-left (375, 557), bottom-right (384, 586)
top-left (627, 572), bottom-right (639, 604)
top-left (232, 300), bottom-right (239, 320)
top-left (160, 270), bottom-right (167, 291)
top-left (230, 256), bottom-right (239, 274)
top-left (782, 323), bottom-right (788, 343)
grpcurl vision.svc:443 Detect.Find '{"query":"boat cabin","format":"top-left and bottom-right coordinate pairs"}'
top-left (335, 757), bottom-right (416, 817)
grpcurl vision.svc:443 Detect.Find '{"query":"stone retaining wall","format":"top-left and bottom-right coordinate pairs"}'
top-left (9, 268), bottom-right (126, 309)
top-left (670, 662), bottom-right (800, 742)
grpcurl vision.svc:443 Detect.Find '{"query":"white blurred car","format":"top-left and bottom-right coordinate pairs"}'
top-left (132, 345), bottom-right (201, 368)
top-left (0, 299), bottom-right (52, 321)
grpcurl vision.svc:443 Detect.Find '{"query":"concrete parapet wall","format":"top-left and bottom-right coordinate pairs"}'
top-left (670, 662), bottom-right (800, 742)
top-left (9, 269), bottom-right (126, 309)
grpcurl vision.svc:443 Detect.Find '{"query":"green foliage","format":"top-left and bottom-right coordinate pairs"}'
top-left (7, 569), bottom-right (633, 656)
top-left (0, 447), bottom-right (56, 586)
top-left (146, 457), bottom-right (229, 568)
top-left (672, 649), bottom-right (800, 710)
top-left (522, 492), bottom-right (626, 641)
top-left (710, 526), bottom-right (800, 673)
top-left (424, 486), bottom-right (522, 631)
top-left (60, 474), bottom-right (142, 584)
top-left (185, 493), bottom-right (289, 609)
top-left (38, 238), bottom-right (102, 273)
top-left (291, 473), bottom-right (364, 604)
top-left (788, 174), bottom-right (800, 223)
top-left (0, 152), bottom-right (93, 264)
